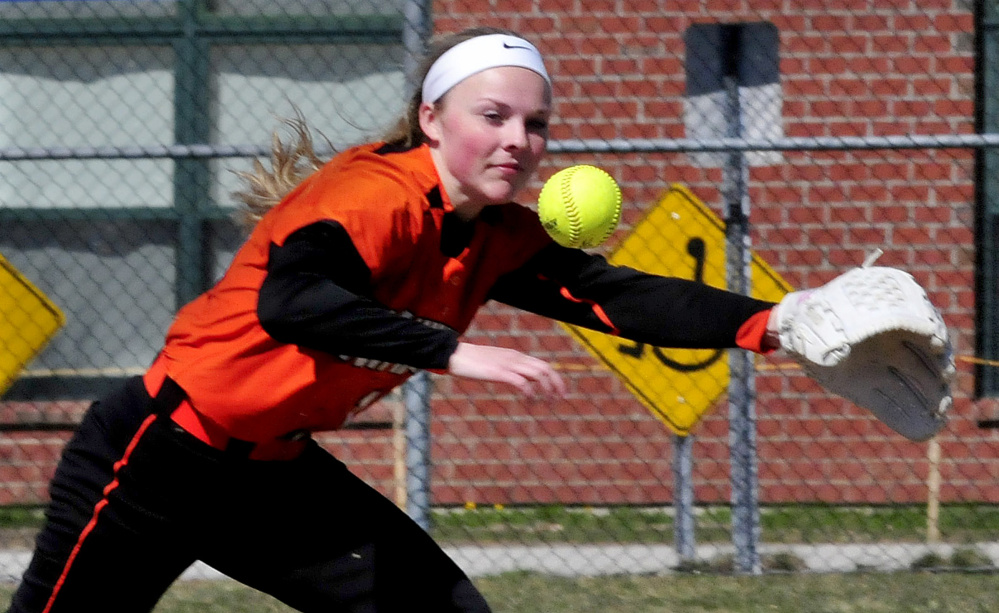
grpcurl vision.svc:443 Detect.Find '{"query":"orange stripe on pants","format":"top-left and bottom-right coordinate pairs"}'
top-left (41, 413), bottom-right (158, 613)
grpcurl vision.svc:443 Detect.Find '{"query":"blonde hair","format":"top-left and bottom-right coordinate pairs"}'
top-left (231, 112), bottom-right (328, 228)
top-left (232, 26), bottom-right (529, 228)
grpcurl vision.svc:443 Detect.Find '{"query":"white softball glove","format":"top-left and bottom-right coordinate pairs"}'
top-left (772, 256), bottom-right (955, 441)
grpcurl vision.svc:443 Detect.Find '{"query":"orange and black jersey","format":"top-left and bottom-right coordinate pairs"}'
top-left (156, 142), bottom-right (774, 441)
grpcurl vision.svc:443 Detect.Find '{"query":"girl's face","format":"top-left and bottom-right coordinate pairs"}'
top-left (420, 66), bottom-right (551, 219)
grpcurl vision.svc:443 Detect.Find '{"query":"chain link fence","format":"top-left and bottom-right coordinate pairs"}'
top-left (1, 0), bottom-right (998, 608)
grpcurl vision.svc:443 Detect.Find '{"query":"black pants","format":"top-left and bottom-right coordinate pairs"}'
top-left (8, 377), bottom-right (489, 613)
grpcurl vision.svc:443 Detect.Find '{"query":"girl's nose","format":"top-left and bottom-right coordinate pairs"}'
top-left (503, 121), bottom-right (529, 150)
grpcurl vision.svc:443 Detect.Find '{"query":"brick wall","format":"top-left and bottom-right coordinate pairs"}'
top-left (412, 0), bottom-right (994, 507)
top-left (2, 1), bottom-right (994, 510)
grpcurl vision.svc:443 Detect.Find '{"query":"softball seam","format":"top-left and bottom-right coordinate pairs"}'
top-left (561, 167), bottom-right (582, 247)
top-left (593, 169), bottom-right (622, 246)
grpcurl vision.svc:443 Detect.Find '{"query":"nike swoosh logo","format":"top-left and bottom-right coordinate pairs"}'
top-left (503, 42), bottom-right (532, 50)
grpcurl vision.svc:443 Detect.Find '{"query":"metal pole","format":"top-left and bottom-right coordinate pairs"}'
top-left (724, 74), bottom-right (761, 575)
top-left (398, 0), bottom-right (434, 534)
top-left (402, 0), bottom-right (432, 97)
top-left (926, 437), bottom-right (942, 543)
top-left (4, 133), bottom-right (998, 162)
top-left (403, 371), bottom-right (433, 531)
top-left (672, 433), bottom-right (696, 561)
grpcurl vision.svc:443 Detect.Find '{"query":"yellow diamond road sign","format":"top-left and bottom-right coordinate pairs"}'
top-left (0, 253), bottom-right (65, 397)
top-left (564, 184), bottom-right (792, 436)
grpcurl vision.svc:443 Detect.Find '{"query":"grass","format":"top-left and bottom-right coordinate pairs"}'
top-left (0, 507), bottom-right (45, 530)
top-left (0, 582), bottom-right (298, 612)
top-left (1, 571), bottom-right (996, 612)
top-left (4, 502), bottom-right (996, 545)
top-left (0, 504), bottom-right (996, 611)
top-left (430, 503), bottom-right (999, 545)
top-left (474, 571), bottom-right (999, 613)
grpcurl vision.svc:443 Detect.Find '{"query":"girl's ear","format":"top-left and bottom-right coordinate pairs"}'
top-left (418, 102), bottom-right (441, 144)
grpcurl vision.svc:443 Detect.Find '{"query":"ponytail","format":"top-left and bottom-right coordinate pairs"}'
top-left (231, 112), bottom-right (329, 229)
top-left (233, 26), bottom-right (529, 227)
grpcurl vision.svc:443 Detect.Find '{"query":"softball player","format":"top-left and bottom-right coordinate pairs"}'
top-left (8, 27), bottom-right (779, 613)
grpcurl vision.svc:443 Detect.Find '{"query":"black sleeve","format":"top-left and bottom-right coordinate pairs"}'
top-left (488, 243), bottom-right (775, 349)
top-left (257, 221), bottom-right (459, 370)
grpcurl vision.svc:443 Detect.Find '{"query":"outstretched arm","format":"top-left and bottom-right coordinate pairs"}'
top-left (489, 243), bottom-right (777, 352)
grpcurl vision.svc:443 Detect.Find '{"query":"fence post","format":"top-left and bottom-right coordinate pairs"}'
top-left (403, 371), bottom-right (433, 532)
top-left (673, 433), bottom-right (697, 561)
top-left (927, 437), bottom-right (942, 543)
top-left (399, 4), bottom-right (433, 532)
top-left (724, 72), bottom-right (761, 575)
top-left (402, 0), bottom-right (432, 95)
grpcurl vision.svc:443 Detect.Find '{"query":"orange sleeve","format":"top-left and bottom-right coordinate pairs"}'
top-left (735, 308), bottom-right (777, 354)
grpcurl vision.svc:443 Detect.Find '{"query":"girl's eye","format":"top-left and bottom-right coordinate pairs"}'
top-left (483, 112), bottom-right (504, 124)
top-left (527, 118), bottom-right (549, 131)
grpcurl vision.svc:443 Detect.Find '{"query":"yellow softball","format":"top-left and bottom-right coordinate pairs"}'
top-left (537, 165), bottom-right (622, 249)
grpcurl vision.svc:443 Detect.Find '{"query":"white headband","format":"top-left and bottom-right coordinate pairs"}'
top-left (422, 34), bottom-right (551, 104)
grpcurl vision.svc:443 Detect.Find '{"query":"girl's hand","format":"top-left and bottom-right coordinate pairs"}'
top-left (447, 342), bottom-right (567, 400)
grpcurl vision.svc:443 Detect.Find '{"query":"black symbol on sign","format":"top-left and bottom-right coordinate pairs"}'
top-left (617, 237), bottom-right (724, 372)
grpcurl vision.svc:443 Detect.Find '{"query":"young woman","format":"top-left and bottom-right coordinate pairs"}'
top-left (9, 27), bottom-right (778, 613)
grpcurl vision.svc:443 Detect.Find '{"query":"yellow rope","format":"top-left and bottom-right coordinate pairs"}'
top-left (555, 354), bottom-right (999, 373)
top-left (958, 355), bottom-right (999, 367)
